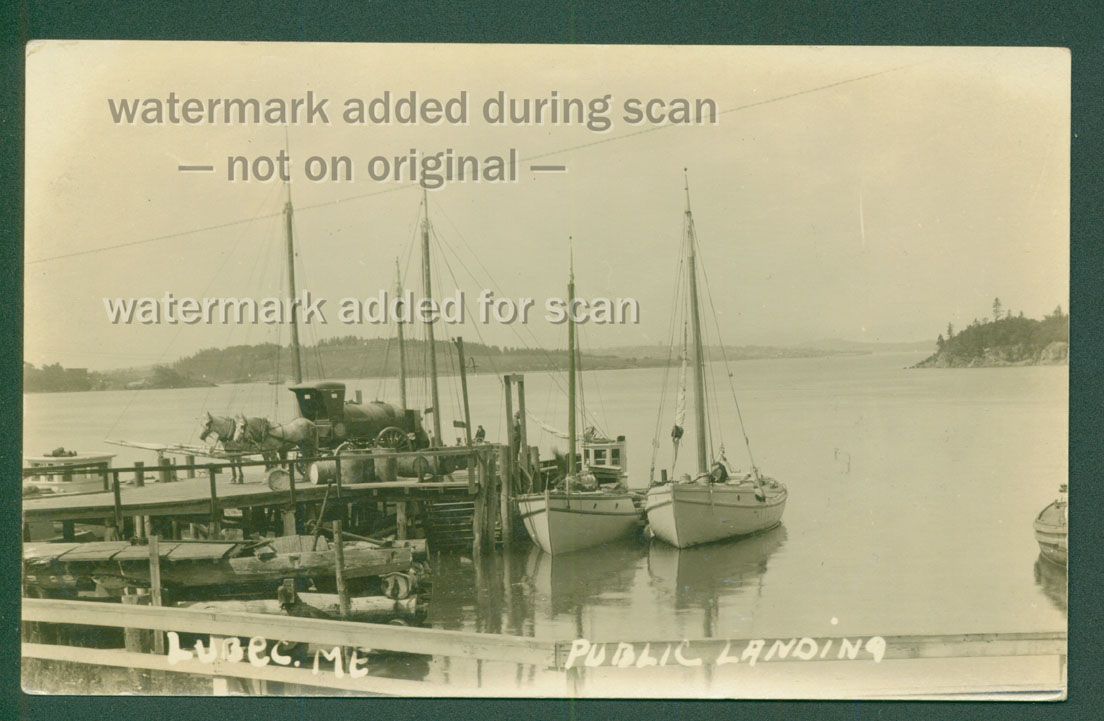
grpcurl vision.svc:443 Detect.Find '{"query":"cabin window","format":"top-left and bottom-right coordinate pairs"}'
top-left (611, 448), bottom-right (621, 465)
top-left (330, 392), bottom-right (339, 400)
top-left (303, 393), bottom-right (312, 401)
top-left (593, 449), bottom-right (607, 465)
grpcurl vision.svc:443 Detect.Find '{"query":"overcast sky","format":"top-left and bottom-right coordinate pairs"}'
top-left (25, 42), bottom-right (1069, 370)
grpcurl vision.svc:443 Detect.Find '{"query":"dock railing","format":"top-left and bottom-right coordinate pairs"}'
top-left (22, 598), bottom-right (1066, 697)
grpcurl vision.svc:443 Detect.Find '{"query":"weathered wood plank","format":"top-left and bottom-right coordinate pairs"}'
top-left (48, 542), bottom-right (133, 561)
top-left (22, 643), bottom-right (434, 696)
top-left (112, 542), bottom-right (182, 561)
top-left (179, 594), bottom-right (417, 621)
top-left (24, 476), bottom-right (472, 523)
top-left (23, 598), bottom-right (558, 666)
top-left (165, 542), bottom-right (240, 560)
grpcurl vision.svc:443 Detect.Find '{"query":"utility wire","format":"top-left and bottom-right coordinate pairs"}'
top-left (28, 59), bottom-right (930, 266)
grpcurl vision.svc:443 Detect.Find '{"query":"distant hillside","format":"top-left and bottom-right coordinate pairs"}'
top-left (23, 363), bottom-right (213, 393)
top-left (169, 335), bottom-right (666, 385)
top-left (914, 303), bottom-right (1068, 368)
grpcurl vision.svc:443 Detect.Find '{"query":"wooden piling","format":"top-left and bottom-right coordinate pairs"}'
top-left (185, 454), bottom-right (196, 479)
top-left (516, 376), bottom-right (529, 476)
top-left (111, 470), bottom-right (123, 534)
top-left (134, 461), bottom-right (145, 488)
top-left (504, 376), bottom-right (516, 469)
top-left (158, 453), bottom-right (172, 483)
top-left (497, 445), bottom-right (512, 546)
top-left (455, 337), bottom-right (474, 446)
top-left (396, 502), bottom-right (408, 540)
top-left (333, 519), bottom-right (351, 619)
top-left (121, 590), bottom-right (153, 690)
top-left (284, 462), bottom-right (298, 536)
top-left (207, 467), bottom-right (221, 538)
top-left (486, 452), bottom-right (500, 549)
top-left (61, 521), bottom-right (75, 542)
top-left (148, 535), bottom-right (165, 654)
top-left (472, 454), bottom-right (486, 558)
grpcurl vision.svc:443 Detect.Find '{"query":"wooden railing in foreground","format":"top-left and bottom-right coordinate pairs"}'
top-left (22, 598), bottom-right (1067, 696)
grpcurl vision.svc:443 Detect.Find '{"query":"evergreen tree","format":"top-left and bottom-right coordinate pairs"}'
top-left (992, 297), bottom-right (1003, 321)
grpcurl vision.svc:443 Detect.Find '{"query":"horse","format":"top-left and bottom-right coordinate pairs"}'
top-left (198, 411), bottom-right (249, 482)
top-left (234, 414), bottom-right (317, 468)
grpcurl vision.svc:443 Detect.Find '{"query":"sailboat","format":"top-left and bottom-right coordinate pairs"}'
top-left (516, 251), bottom-right (640, 555)
top-left (645, 174), bottom-right (788, 548)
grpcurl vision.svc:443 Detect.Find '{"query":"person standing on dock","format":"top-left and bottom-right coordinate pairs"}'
top-left (474, 425), bottom-right (486, 444)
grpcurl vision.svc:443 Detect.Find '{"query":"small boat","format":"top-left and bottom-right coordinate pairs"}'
top-left (1034, 484), bottom-right (1068, 566)
top-left (23, 450), bottom-right (115, 496)
top-left (645, 174), bottom-right (788, 548)
top-left (516, 250), bottom-right (639, 555)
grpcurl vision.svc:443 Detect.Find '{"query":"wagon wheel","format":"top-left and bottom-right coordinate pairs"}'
top-left (376, 426), bottom-right (411, 451)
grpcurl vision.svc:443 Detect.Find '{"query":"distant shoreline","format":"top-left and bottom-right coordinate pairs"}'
top-left (23, 343), bottom-right (925, 394)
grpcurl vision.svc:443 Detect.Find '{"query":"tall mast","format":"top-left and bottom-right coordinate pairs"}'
top-left (420, 186), bottom-right (443, 445)
top-left (395, 257), bottom-right (408, 411)
top-left (684, 172), bottom-right (708, 473)
top-left (284, 193), bottom-right (303, 385)
top-left (567, 241), bottom-right (577, 482)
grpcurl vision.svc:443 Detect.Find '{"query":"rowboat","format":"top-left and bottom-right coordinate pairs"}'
top-left (645, 174), bottom-right (788, 548)
top-left (1034, 484), bottom-right (1068, 566)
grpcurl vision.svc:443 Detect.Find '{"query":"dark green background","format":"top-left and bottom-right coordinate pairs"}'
top-left (3, 2), bottom-right (1099, 720)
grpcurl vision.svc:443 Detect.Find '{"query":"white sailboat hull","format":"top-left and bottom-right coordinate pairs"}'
top-left (645, 482), bottom-right (787, 549)
top-left (517, 492), bottom-right (640, 555)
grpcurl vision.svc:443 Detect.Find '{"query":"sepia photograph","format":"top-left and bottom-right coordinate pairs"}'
top-left (20, 41), bottom-right (1068, 699)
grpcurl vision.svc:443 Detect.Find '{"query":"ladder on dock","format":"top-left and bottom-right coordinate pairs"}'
top-left (423, 500), bottom-right (475, 550)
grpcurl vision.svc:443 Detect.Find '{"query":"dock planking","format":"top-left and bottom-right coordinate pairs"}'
top-left (23, 472), bottom-right (472, 523)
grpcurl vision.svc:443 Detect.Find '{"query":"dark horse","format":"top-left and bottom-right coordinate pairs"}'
top-left (233, 414), bottom-right (316, 468)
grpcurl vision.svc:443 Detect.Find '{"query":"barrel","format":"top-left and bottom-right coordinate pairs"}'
top-left (309, 456), bottom-right (374, 485)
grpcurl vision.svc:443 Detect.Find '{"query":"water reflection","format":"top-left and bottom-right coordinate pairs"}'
top-left (646, 524), bottom-right (787, 614)
top-left (1033, 554), bottom-right (1067, 613)
top-left (525, 539), bottom-right (648, 618)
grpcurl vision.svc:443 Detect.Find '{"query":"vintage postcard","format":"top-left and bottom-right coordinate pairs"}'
top-left (21, 41), bottom-right (1068, 699)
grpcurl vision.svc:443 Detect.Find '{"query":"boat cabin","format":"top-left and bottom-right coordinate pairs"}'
top-left (583, 435), bottom-right (627, 485)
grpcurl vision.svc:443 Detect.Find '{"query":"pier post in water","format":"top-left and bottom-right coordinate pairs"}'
top-left (333, 519), bottom-right (351, 618)
top-left (207, 467), bottom-right (221, 538)
top-left (472, 451), bottom-right (486, 558)
top-left (148, 535), bottom-right (165, 654)
top-left (185, 454), bottom-right (196, 479)
top-left (497, 444), bottom-right (512, 546)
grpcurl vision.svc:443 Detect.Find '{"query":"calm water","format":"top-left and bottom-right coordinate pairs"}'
top-left (23, 352), bottom-right (1068, 695)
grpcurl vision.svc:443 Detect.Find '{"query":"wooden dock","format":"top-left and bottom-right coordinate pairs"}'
top-left (23, 442), bottom-right (522, 558)
top-left (23, 474), bottom-right (470, 523)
